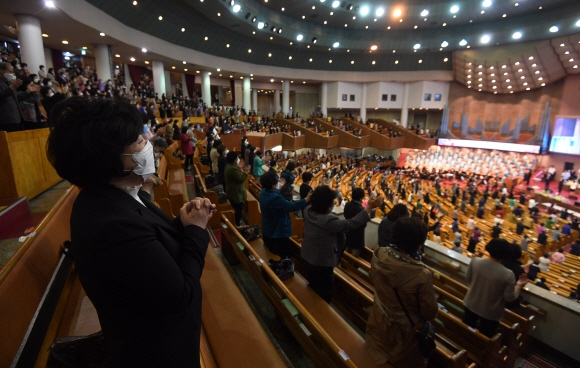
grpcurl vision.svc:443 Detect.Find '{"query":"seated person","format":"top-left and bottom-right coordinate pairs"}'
top-left (535, 277), bottom-right (550, 291)
top-left (551, 248), bottom-right (566, 265)
top-left (527, 260), bottom-right (541, 281)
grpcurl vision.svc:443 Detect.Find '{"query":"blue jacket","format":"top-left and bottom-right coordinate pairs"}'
top-left (259, 188), bottom-right (307, 238)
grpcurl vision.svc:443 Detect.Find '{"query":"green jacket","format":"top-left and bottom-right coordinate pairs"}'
top-left (225, 163), bottom-right (248, 204)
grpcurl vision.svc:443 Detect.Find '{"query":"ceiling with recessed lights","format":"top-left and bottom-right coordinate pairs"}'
top-left (82, 0), bottom-right (579, 73)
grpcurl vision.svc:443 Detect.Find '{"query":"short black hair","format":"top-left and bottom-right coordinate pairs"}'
top-left (152, 137), bottom-right (168, 149)
top-left (485, 239), bottom-right (512, 260)
top-left (302, 172), bottom-right (313, 183)
top-left (310, 185), bottom-right (336, 213)
top-left (217, 144), bottom-right (226, 155)
top-left (226, 151), bottom-right (238, 164)
top-left (387, 203), bottom-right (409, 221)
top-left (352, 188), bottom-right (365, 201)
top-left (46, 97), bottom-right (142, 188)
top-left (260, 170), bottom-right (279, 189)
top-left (181, 126), bottom-right (188, 134)
top-left (391, 217), bottom-right (427, 253)
top-left (285, 161), bottom-right (296, 171)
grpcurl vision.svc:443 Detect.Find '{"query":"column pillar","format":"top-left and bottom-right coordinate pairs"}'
top-left (15, 15), bottom-right (45, 75)
top-left (243, 77), bottom-right (251, 111)
top-left (164, 70), bottom-right (172, 96)
top-left (320, 82), bottom-right (328, 117)
top-left (282, 80), bottom-right (290, 115)
top-left (124, 63), bottom-right (133, 87)
top-left (360, 83), bottom-right (367, 123)
top-left (401, 83), bottom-right (410, 128)
top-left (180, 73), bottom-right (189, 97)
top-left (94, 44), bottom-right (113, 82)
top-left (151, 60), bottom-right (165, 97)
top-left (252, 88), bottom-right (258, 113)
top-left (201, 71), bottom-right (211, 106)
top-left (274, 90), bottom-right (281, 114)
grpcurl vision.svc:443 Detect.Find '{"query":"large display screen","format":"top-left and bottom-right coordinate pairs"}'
top-left (549, 117), bottom-right (580, 155)
top-left (438, 138), bottom-right (541, 154)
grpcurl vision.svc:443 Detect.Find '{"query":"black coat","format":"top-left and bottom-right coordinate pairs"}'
top-left (344, 200), bottom-right (366, 249)
top-left (71, 185), bottom-right (208, 367)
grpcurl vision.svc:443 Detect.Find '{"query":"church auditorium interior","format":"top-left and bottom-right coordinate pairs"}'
top-left (2, 0), bottom-right (580, 367)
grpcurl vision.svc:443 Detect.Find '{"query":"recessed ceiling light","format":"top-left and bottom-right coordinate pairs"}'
top-left (268, 53), bottom-right (272, 57)
top-left (442, 23), bottom-right (446, 26)
top-left (226, 44), bottom-right (230, 48)
top-left (115, 54), bottom-right (120, 57)
top-left (482, 0), bottom-right (492, 7)
top-left (421, 9), bottom-right (429, 17)
top-left (351, 61), bottom-right (354, 64)
top-left (541, 83), bottom-right (546, 86)
top-left (481, 10), bottom-right (485, 14)
top-left (172, 66), bottom-right (176, 69)
top-left (512, 32), bottom-right (522, 39)
top-left (523, 82), bottom-right (528, 86)
top-left (481, 35), bottom-right (490, 43)
top-left (521, 76), bottom-right (525, 79)
top-left (248, 49), bottom-right (252, 53)
top-left (459, 39), bottom-right (467, 46)
top-left (270, 79), bottom-right (274, 82)
top-left (413, 43), bottom-right (421, 49)
top-left (418, 59), bottom-right (423, 63)
top-left (217, 12), bottom-right (221, 16)
top-left (99, 32), bottom-right (105, 36)
top-left (281, 7), bottom-right (284, 11)
top-left (181, 28), bottom-right (185, 32)
top-left (575, 65), bottom-right (579, 69)
top-left (302, 15), bottom-right (305, 19)
top-left (158, 16), bottom-right (163, 21)
top-left (217, 68), bottom-right (221, 72)
top-left (332, 1), bottom-right (340, 8)
top-left (570, 58), bottom-right (575, 62)
top-left (132, 1), bottom-right (137, 5)
top-left (204, 36), bottom-right (208, 41)
top-left (372, 60), bottom-right (376, 64)
top-left (538, 77), bottom-right (543, 80)
top-left (529, 56), bottom-right (534, 60)
top-left (288, 56), bottom-right (292, 60)
top-left (296, 34), bottom-right (303, 41)
top-left (309, 58), bottom-right (312, 62)
top-left (360, 6), bottom-right (369, 16)
top-left (333, 42), bottom-right (340, 48)
top-left (515, 62), bottom-right (520, 65)
top-left (506, 79), bottom-right (510, 82)
top-left (393, 9), bottom-right (402, 17)
top-left (370, 44), bottom-right (378, 51)
top-left (141, 48), bottom-right (147, 52)
top-left (444, 58), bottom-right (448, 62)
top-left (329, 60), bottom-right (332, 63)
top-left (130, 57), bottom-right (135, 61)
top-left (258, 22), bottom-right (265, 29)
top-left (502, 14), bottom-right (507, 17)
top-left (62, 40), bottom-right (68, 44)
top-left (42, 33), bottom-right (49, 37)
top-left (549, 26), bottom-right (559, 33)
top-left (508, 86), bottom-right (512, 89)
top-left (441, 41), bottom-right (449, 47)
top-left (375, 7), bottom-right (385, 17)
top-left (395, 60), bottom-right (398, 64)
top-left (233, 4), bottom-right (241, 12)
top-left (450, 5), bottom-right (459, 14)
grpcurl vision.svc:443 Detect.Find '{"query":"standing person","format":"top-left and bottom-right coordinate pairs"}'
top-left (253, 150), bottom-right (264, 183)
top-left (378, 204), bottom-right (409, 247)
top-left (259, 170), bottom-right (311, 263)
top-left (46, 97), bottom-right (216, 366)
top-left (180, 126), bottom-right (194, 171)
top-left (344, 188), bottom-right (367, 257)
top-left (365, 217), bottom-right (438, 367)
top-left (216, 145), bottom-right (227, 189)
top-left (225, 151), bottom-right (249, 226)
top-left (300, 172), bottom-right (313, 199)
top-left (210, 140), bottom-right (222, 176)
top-left (280, 161), bottom-right (296, 201)
top-left (301, 186), bottom-right (383, 303)
top-left (0, 62), bottom-right (25, 131)
top-left (463, 239), bottom-right (527, 337)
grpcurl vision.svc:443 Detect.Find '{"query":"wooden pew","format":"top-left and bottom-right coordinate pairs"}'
top-left (153, 155), bottom-right (185, 218)
top-left (220, 213), bottom-right (389, 368)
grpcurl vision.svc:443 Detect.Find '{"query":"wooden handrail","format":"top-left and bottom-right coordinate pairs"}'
top-left (221, 214), bottom-right (358, 368)
top-left (0, 186), bottom-right (78, 286)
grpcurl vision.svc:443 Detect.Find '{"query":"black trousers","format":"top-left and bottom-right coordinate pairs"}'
top-left (184, 154), bottom-right (193, 170)
top-left (231, 202), bottom-right (243, 226)
top-left (303, 259), bottom-right (334, 303)
top-left (263, 236), bottom-right (291, 258)
top-left (462, 307), bottom-right (499, 338)
top-left (0, 123), bottom-right (23, 132)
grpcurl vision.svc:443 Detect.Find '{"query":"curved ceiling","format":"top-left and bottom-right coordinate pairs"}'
top-left (84, 0), bottom-right (580, 72)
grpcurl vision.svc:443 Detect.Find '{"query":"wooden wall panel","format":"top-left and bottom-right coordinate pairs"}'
top-left (0, 129), bottom-right (61, 200)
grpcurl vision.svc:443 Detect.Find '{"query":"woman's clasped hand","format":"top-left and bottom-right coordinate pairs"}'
top-left (180, 197), bottom-right (217, 228)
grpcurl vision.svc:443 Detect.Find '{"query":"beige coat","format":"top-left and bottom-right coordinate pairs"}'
top-left (365, 247), bottom-right (438, 367)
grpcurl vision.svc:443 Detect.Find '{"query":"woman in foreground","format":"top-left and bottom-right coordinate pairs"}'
top-left (47, 97), bottom-right (215, 367)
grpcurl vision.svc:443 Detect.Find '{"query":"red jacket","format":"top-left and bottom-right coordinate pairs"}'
top-left (180, 133), bottom-right (194, 155)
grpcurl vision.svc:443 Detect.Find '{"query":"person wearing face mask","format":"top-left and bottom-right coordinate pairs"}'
top-left (47, 67), bottom-right (56, 83)
top-left (46, 97), bottom-right (216, 367)
top-left (0, 62), bottom-right (26, 131)
top-left (38, 65), bottom-right (46, 79)
top-left (18, 77), bottom-right (45, 129)
top-left (40, 85), bottom-right (66, 121)
top-left (1, 51), bottom-right (8, 62)
top-left (225, 151), bottom-right (250, 226)
top-left (20, 63), bottom-right (30, 77)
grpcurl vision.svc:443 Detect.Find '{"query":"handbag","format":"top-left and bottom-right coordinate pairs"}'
top-left (240, 224), bottom-right (261, 242)
top-left (393, 288), bottom-right (436, 359)
top-left (47, 331), bottom-right (106, 368)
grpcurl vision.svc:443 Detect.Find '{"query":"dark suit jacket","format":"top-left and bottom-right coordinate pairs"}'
top-left (344, 200), bottom-right (366, 249)
top-left (71, 185), bottom-right (208, 367)
top-left (0, 78), bottom-right (25, 125)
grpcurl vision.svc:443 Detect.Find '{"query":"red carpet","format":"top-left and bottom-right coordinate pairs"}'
top-left (185, 175), bottom-right (193, 183)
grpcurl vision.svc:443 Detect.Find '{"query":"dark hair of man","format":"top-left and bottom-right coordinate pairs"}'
top-left (152, 137), bottom-right (168, 149)
top-left (391, 217), bottom-right (427, 253)
top-left (302, 172), bottom-right (313, 183)
top-left (485, 238), bottom-right (512, 260)
top-left (217, 144), bottom-right (226, 155)
top-left (181, 126), bottom-right (188, 134)
top-left (0, 62), bottom-right (9, 71)
top-left (286, 161), bottom-right (296, 171)
top-left (387, 203), bottom-right (409, 221)
top-left (226, 151), bottom-right (239, 164)
top-left (351, 188), bottom-right (365, 202)
top-left (46, 97), bottom-right (142, 188)
top-left (40, 86), bottom-right (51, 98)
top-left (508, 243), bottom-right (522, 261)
top-left (310, 185), bottom-right (336, 213)
top-left (260, 170), bottom-right (279, 189)
top-left (256, 150), bottom-right (262, 157)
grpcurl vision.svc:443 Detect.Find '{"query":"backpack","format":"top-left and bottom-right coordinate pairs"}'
top-left (268, 258), bottom-right (295, 281)
top-left (240, 224), bottom-right (261, 242)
